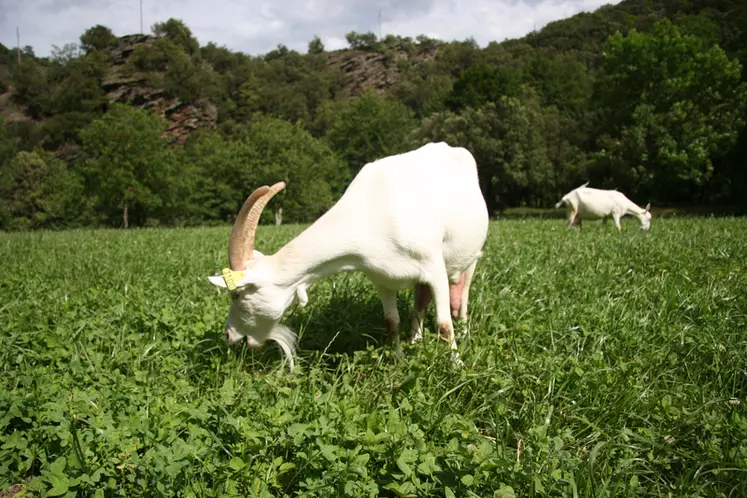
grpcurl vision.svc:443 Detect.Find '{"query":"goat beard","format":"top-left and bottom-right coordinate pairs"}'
top-left (267, 324), bottom-right (298, 373)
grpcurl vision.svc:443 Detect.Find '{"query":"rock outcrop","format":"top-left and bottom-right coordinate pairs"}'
top-left (101, 34), bottom-right (217, 145)
top-left (327, 45), bottom-right (437, 96)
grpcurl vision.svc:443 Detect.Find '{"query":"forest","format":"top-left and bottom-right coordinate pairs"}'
top-left (1, 0), bottom-right (746, 229)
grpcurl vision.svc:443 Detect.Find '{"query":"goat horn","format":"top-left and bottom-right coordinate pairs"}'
top-left (228, 182), bottom-right (286, 270)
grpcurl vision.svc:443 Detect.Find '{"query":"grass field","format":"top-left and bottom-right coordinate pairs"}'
top-left (1, 218), bottom-right (746, 497)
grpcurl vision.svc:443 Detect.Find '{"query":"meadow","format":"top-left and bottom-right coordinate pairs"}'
top-left (1, 218), bottom-right (745, 497)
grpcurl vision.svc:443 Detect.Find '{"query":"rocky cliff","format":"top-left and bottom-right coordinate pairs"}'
top-left (102, 34), bottom-right (217, 145)
top-left (0, 34), bottom-right (432, 146)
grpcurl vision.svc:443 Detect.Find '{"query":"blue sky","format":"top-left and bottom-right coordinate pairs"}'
top-left (1, 0), bottom-right (621, 57)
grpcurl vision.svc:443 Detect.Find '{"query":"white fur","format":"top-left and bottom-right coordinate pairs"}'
top-left (209, 142), bottom-right (489, 370)
top-left (555, 183), bottom-right (652, 232)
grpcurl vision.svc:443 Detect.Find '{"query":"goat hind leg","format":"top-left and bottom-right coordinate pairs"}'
top-left (457, 260), bottom-right (478, 321)
top-left (423, 260), bottom-right (457, 350)
top-left (375, 286), bottom-right (400, 348)
top-left (409, 283), bottom-right (431, 343)
top-left (567, 209), bottom-right (578, 229)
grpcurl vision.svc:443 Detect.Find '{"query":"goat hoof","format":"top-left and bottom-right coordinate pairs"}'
top-left (449, 351), bottom-right (464, 368)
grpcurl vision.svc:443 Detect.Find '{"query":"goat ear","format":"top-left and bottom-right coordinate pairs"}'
top-left (252, 249), bottom-right (265, 259)
top-left (296, 285), bottom-right (309, 307)
top-left (645, 203), bottom-right (651, 212)
top-left (208, 268), bottom-right (259, 290)
top-left (208, 275), bottom-right (228, 288)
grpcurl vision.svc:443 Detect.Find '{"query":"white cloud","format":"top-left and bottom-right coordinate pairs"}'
top-left (0, 0), bottom-right (621, 57)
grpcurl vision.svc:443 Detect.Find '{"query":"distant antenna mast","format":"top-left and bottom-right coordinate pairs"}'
top-left (140, 0), bottom-right (144, 34)
top-left (16, 26), bottom-right (20, 63)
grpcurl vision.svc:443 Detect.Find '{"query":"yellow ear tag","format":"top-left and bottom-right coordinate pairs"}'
top-left (221, 268), bottom-right (245, 291)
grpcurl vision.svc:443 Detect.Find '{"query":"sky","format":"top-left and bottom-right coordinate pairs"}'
top-left (1, 0), bottom-right (622, 58)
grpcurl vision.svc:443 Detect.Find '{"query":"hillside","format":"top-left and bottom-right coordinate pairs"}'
top-left (1, 0), bottom-right (744, 140)
top-left (0, 0), bottom-right (746, 230)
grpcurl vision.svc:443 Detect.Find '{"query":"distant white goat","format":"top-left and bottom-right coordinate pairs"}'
top-left (208, 142), bottom-right (489, 371)
top-left (555, 183), bottom-right (652, 232)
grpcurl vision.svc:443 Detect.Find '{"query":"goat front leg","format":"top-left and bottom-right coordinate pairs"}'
top-left (613, 215), bottom-right (622, 233)
top-left (375, 286), bottom-right (400, 349)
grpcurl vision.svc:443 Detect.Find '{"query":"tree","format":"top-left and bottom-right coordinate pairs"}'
top-left (390, 66), bottom-right (452, 117)
top-left (525, 55), bottom-right (592, 120)
top-left (129, 37), bottom-right (183, 72)
top-left (163, 53), bottom-right (218, 103)
top-left (10, 59), bottom-right (49, 118)
top-left (0, 117), bottom-right (16, 168)
top-left (50, 51), bottom-right (108, 115)
top-left (541, 105), bottom-right (589, 200)
top-left (595, 20), bottom-right (747, 202)
top-left (324, 92), bottom-right (416, 175)
top-left (79, 104), bottom-right (176, 227)
top-left (186, 118), bottom-right (346, 223)
top-left (445, 63), bottom-right (521, 110)
top-left (308, 36), bottom-right (325, 55)
top-left (50, 43), bottom-right (81, 64)
top-left (80, 25), bottom-right (117, 53)
top-left (0, 150), bottom-right (81, 230)
top-left (415, 34), bottom-right (439, 52)
top-left (265, 44), bottom-right (290, 62)
top-left (435, 39), bottom-right (482, 77)
top-left (346, 31), bottom-right (379, 51)
top-left (151, 18), bottom-right (199, 56)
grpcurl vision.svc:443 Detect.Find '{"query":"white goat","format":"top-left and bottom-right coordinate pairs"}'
top-left (555, 182), bottom-right (652, 232)
top-left (208, 142), bottom-right (489, 371)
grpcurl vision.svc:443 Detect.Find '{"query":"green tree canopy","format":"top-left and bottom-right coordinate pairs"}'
top-left (346, 31), bottom-right (379, 51)
top-left (187, 118), bottom-right (346, 223)
top-left (79, 104), bottom-right (176, 227)
top-left (80, 25), bottom-right (118, 53)
top-left (10, 59), bottom-right (49, 119)
top-left (308, 36), bottom-right (325, 54)
top-left (0, 150), bottom-right (81, 230)
top-left (0, 117), bottom-right (16, 168)
top-left (324, 92), bottom-right (416, 174)
top-left (152, 18), bottom-right (199, 55)
top-left (446, 63), bottom-right (521, 110)
top-left (595, 20), bottom-right (747, 201)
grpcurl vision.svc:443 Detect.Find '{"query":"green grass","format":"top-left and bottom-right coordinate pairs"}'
top-left (1, 218), bottom-right (746, 497)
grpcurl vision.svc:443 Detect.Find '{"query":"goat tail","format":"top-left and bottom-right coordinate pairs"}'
top-left (554, 198), bottom-right (567, 209)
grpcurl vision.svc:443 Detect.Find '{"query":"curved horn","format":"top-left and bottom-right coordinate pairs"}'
top-left (228, 186), bottom-right (269, 270)
top-left (228, 182), bottom-right (286, 270)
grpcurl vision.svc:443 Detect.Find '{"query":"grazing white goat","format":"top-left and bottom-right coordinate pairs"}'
top-left (555, 182), bottom-right (652, 232)
top-left (208, 142), bottom-right (489, 371)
